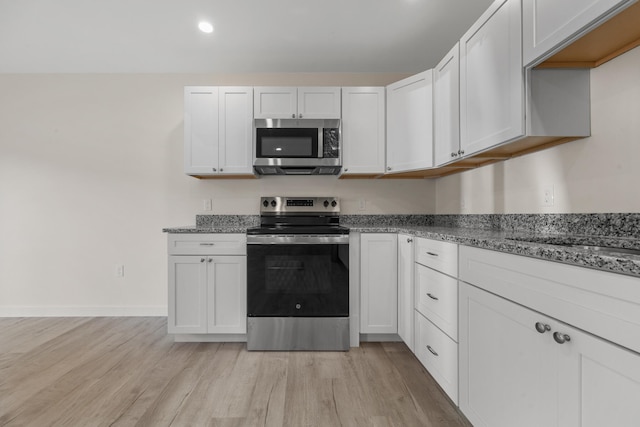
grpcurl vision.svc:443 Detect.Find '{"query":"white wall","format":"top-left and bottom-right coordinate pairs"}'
top-left (436, 46), bottom-right (640, 214)
top-left (0, 73), bottom-right (434, 316)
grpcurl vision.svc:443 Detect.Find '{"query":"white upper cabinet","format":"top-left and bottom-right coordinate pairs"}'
top-left (218, 87), bottom-right (254, 174)
top-left (341, 87), bottom-right (386, 175)
top-left (253, 87), bottom-right (340, 119)
top-left (184, 86), bottom-right (253, 176)
top-left (184, 87), bottom-right (219, 176)
top-left (460, 0), bottom-right (524, 157)
top-left (523, 0), bottom-right (637, 67)
top-left (434, 43), bottom-right (461, 167)
top-left (386, 70), bottom-right (434, 173)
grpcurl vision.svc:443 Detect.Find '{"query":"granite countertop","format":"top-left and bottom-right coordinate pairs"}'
top-left (163, 216), bottom-right (640, 278)
top-left (162, 225), bottom-right (254, 234)
top-left (346, 224), bottom-right (640, 278)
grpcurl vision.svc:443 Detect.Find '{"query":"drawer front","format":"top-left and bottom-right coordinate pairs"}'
top-left (415, 311), bottom-right (458, 404)
top-left (415, 264), bottom-right (458, 340)
top-left (415, 237), bottom-right (458, 277)
top-left (168, 233), bottom-right (247, 255)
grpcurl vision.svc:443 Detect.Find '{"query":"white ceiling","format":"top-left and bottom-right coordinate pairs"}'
top-left (0, 0), bottom-right (494, 74)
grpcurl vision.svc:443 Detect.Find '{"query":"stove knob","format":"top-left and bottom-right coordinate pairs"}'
top-left (262, 200), bottom-right (269, 208)
top-left (271, 200), bottom-right (277, 207)
top-left (331, 200), bottom-right (337, 207)
top-left (295, 303), bottom-right (301, 310)
top-left (323, 200), bottom-right (329, 208)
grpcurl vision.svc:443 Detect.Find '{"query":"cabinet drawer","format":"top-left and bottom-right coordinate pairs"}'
top-left (415, 264), bottom-right (458, 340)
top-left (415, 238), bottom-right (458, 276)
top-left (168, 233), bottom-right (247, 255)
top-left (415, 311), bottom-right (458, 404)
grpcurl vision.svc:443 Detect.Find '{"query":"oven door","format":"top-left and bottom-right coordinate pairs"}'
top-left (247, 235), bottom-right (349, 317)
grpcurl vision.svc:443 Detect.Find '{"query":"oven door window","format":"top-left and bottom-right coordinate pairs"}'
top-left (247, 244), bottom-right (349, 317)
top-left (256, 128), bottom-right (318, 158)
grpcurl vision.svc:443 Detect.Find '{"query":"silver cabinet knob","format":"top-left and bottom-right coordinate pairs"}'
top-left (344, 168), bottom-right (348, 172)
top-left (292, 113), bottom-right (295, 118)
top-left (299, 114), bottom-right (303, 118)
top-left (212, 168), bottom-right (217, 172)
top-left (387, 166), bottom-right (391, 171)
top-left (553, 332), bottom-right (571, 344)
top-left (458, 149), bottom-right (465, 155)
top-left (220, 168), bottom-right (223, 172)
top-left (427, 293), bottom-right (439, 301)
top-left (208, 258), bottom-right (213, 263)
top-left (451, 152), bottom-right (456, 158)
top-left (535, 322), bottom-right (551, 333)
top-left (200, 258), bottom-right (205, 263)
top-left (407, 238), bottom-right (413, 243)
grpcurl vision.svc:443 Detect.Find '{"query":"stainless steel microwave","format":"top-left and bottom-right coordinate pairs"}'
top-left (253, 119), bottom-right (341, 175)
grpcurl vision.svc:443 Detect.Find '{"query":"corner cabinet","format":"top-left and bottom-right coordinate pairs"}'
top-left (253, 87), bottom-right (341, 119)
top-left (184, 86), bottom-right (254, 177)
top-left (523, 0), bottom-right (637, 67)
top-left (341, 87), bottom-right (386, 176)
top-left (434, 43), bottom-right (461, 167)
top-left (360, 234), bottom-right (398, 334)
top-left (459, 246), bottom-right (640, 427)
top-left (459, 0), bottom-right (524, 156)
top-left (386, 70), bottom-right (434, 173)
top-left (167, 234), bottom-right (247, 339)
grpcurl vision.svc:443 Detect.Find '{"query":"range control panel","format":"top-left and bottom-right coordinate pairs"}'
top-left (259, 197), bottom-right (340, 214)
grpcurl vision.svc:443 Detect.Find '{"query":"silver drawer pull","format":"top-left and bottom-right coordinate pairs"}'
top-left (427, 345), bottom-right (439, 356)
top-left (427, 293), bottom-right (439, 301)
top-left (426, 251), bottom-right (439, 257)
top-left (200, 243), bottom-right (216, 246)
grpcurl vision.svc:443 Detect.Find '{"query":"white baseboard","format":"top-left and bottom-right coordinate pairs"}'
top-left (0, 306), bottom-right (167, 317)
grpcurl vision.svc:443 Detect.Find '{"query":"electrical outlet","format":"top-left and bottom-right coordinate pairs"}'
top-left (203, 199), bottom-right (212, 211)
top-left (542, 185), bottom-right (554, 207)
top-left (115, 264), bottom-right (125, 278)
top-left (358, 199), bottom-right (366, 211)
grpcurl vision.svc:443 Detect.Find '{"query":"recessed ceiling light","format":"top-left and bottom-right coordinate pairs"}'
top-left (198, 21), bottom-right (214, 34)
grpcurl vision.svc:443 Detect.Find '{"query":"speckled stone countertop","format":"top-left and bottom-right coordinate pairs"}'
top-left (164, 214), bottom-right (640, 278)
top-left (346, 224), bottom-right (640, 278)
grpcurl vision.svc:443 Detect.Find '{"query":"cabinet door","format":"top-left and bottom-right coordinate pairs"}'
top-left (184, 87), bottom-right (219, 175)
top-left (360, 234), bottom-right (398, 334)
top-left (386, 70), bottom-right (434, 173)
top-left (218, 87), bottom-right (253, 174)
top-left (297, 87), bottom-right (341, 119)
top-left (207, 256), bottom-right (247, 334)
top-left (341, 87), bottom-right (386, 175)
top-left (459, 282), bottom-right (558, 427)
top-left (168, 256), bottom-right (208, 334)
top-left (253, 87), bottom-right (297, 119)
top-left (397, 234), bottom-right (414, 350)
top-left (434, 43), bottom-right (461, 167)
top-left (555, 319), bottom-right (640, 427)
top-left (460, 0), bottom-right (524, 157)
top-left (523, 0), bottom-right (635, 66)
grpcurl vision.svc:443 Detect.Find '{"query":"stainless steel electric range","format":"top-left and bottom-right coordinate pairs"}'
top-left (246, 196), bottom-right (350, 351)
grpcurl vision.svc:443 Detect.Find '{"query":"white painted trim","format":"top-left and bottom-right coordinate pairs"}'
top-left (0, 306), bottom-right (167, 317)
top-left (173, 334), bottom-right (247, 342)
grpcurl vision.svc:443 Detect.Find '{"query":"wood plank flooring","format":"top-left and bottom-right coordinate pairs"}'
top-left (0, 317), bottom-right (471, 427)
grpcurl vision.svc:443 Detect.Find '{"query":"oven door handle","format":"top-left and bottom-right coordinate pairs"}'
top-left (247, 234), bottom-right (349, 245)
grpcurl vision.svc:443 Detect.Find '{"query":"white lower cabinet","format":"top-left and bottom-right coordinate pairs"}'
top-left (360, 233), bottom-right (398, 334)
top-left (397, 234), bottom-right (415, 350)
top-left (459, 279), bottom-right (640, 427)
top-left (167, 234), bottom-right (247, 337)
top-left (414, 312), bottom-right (458, 404)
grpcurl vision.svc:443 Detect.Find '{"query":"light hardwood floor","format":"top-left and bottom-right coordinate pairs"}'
top-left (0, 317), bottom-right (471, 427)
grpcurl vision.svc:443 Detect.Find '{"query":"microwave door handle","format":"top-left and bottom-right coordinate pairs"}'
top-left (318, 128), bottom-right (323, 158)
